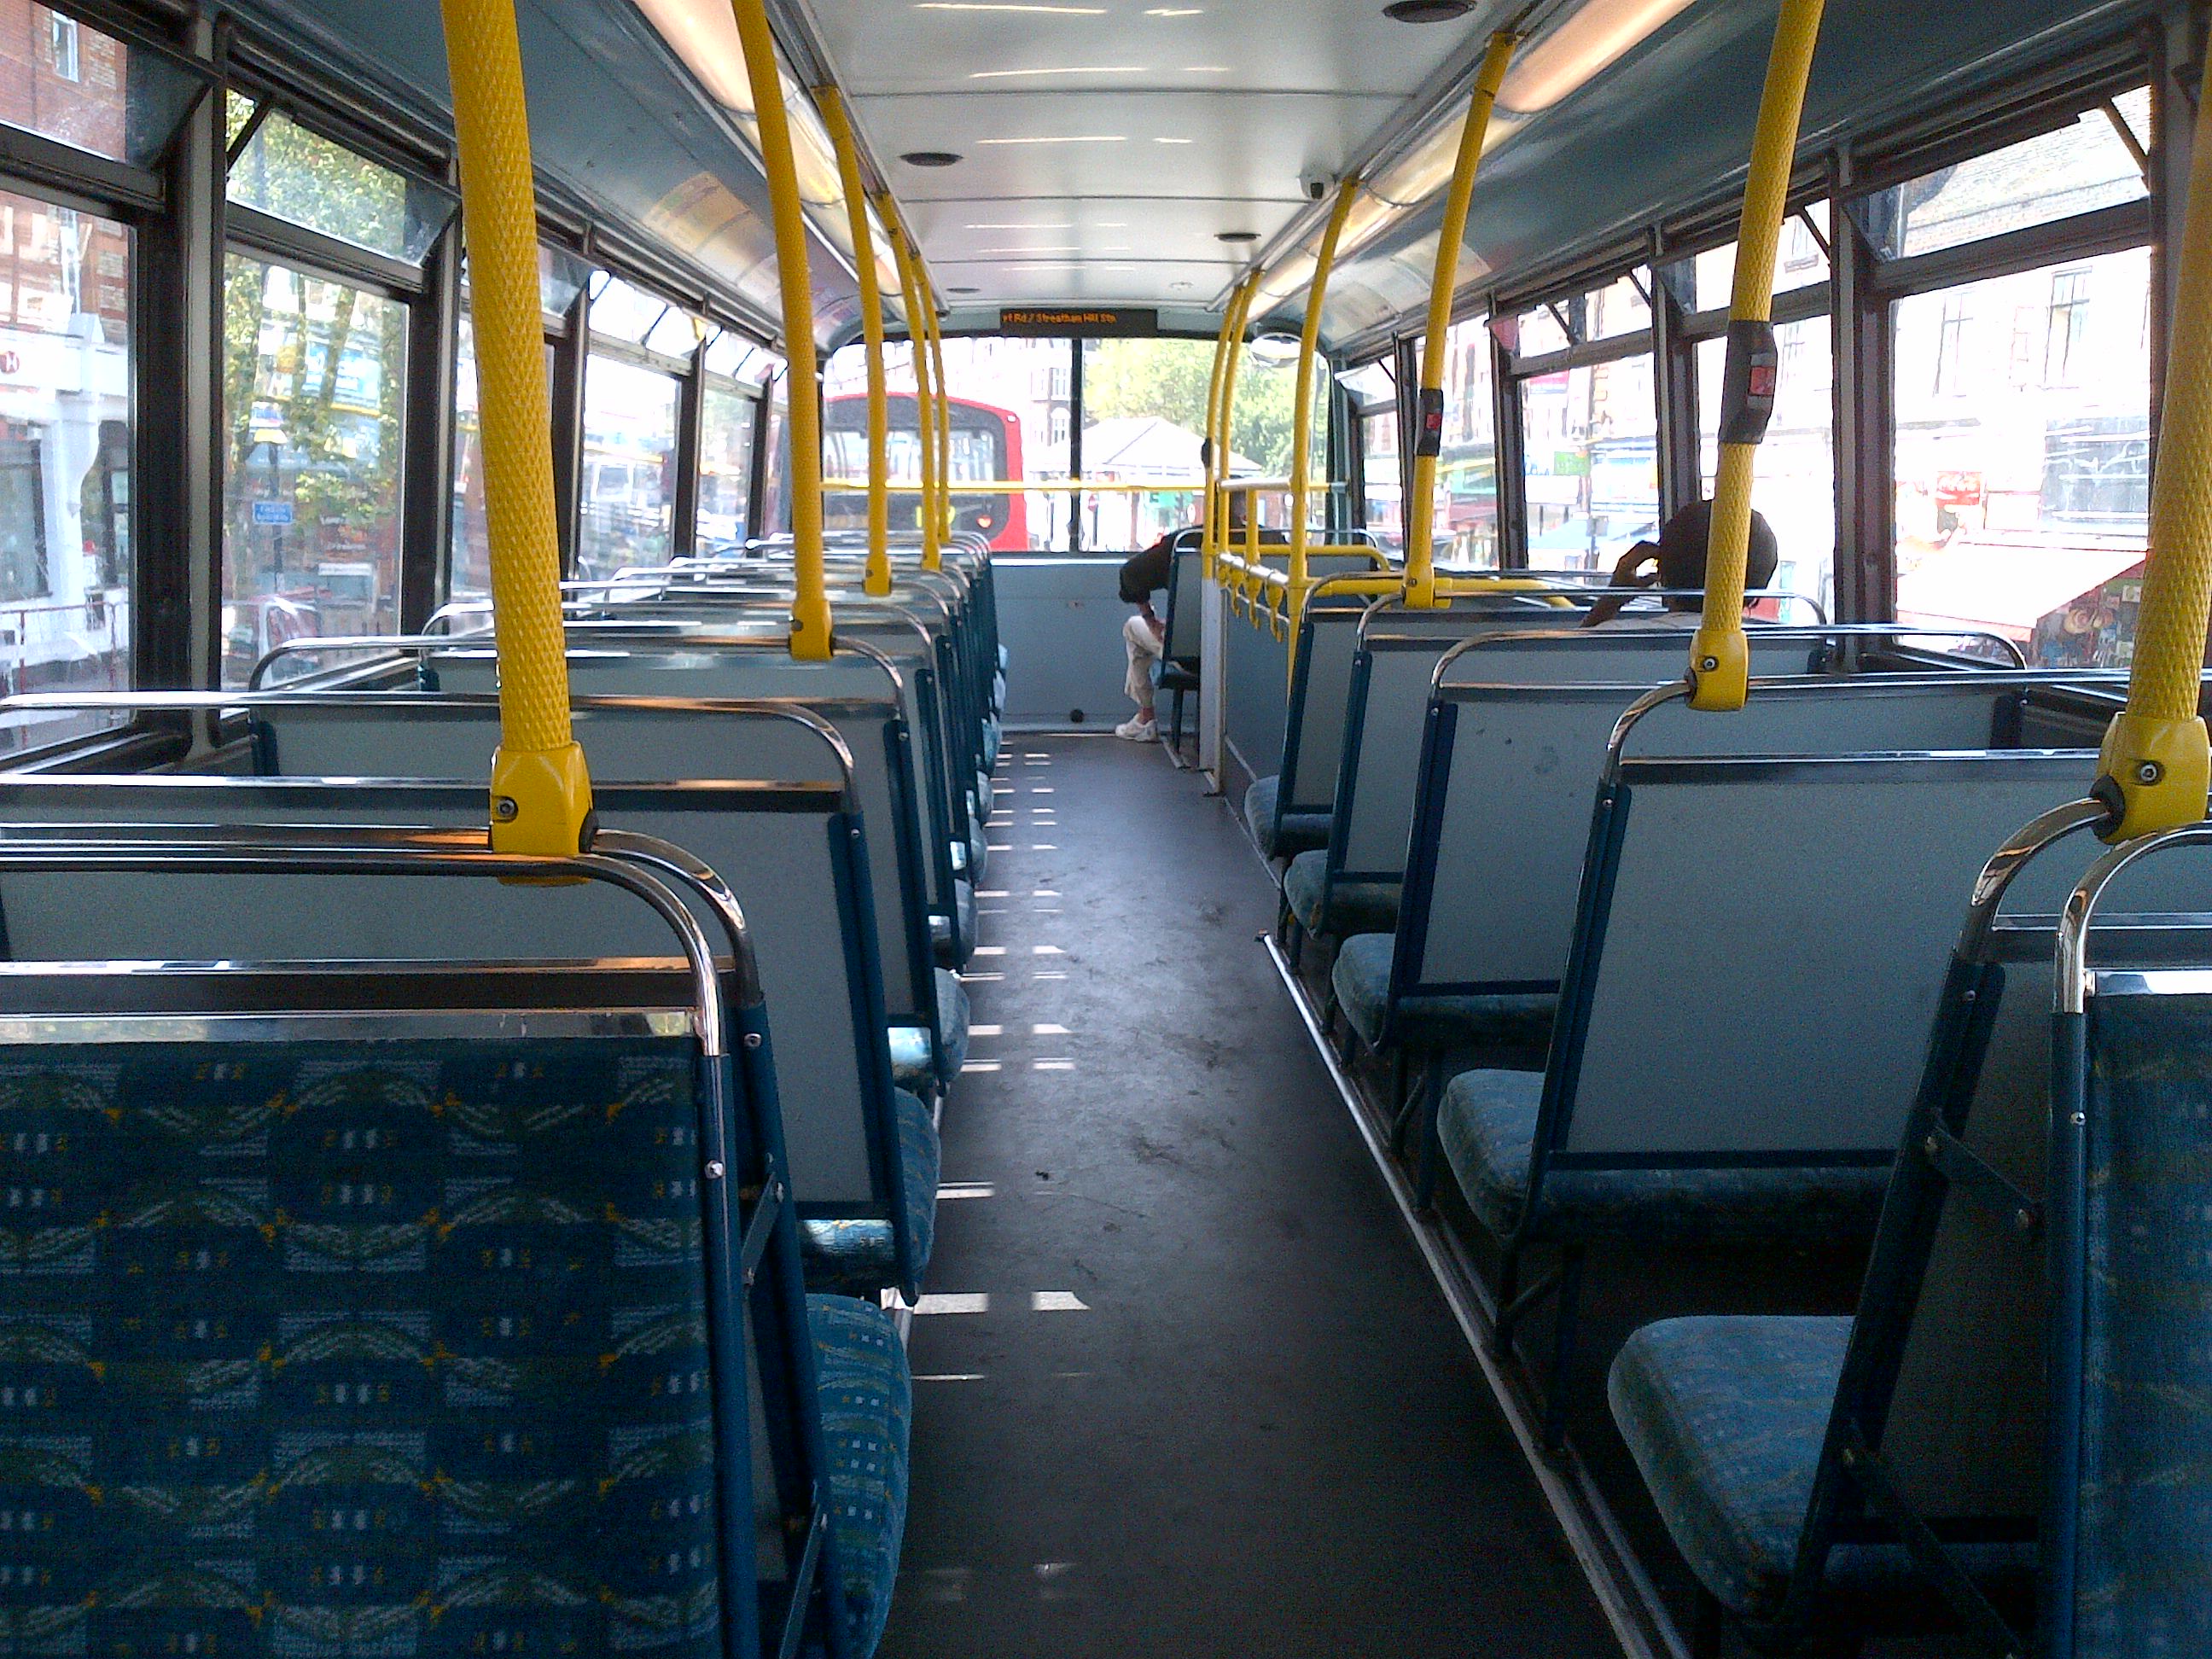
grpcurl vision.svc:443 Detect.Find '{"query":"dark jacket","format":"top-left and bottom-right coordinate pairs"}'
top-left (1118, 526), bottom-right (1287, 604)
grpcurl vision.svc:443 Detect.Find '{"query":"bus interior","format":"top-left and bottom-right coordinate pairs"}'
top-left (2, 1), bottom-right (2211, 1656)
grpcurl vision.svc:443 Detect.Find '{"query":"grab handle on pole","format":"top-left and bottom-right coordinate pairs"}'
top-left (437, 0), bottom-right (594, 854)
top-left (1687, 0), bottom-right (1825, 711)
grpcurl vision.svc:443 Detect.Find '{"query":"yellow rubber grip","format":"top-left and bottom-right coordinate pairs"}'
top-left (731, 0), bottom-right (830, 659)
top-left (1689, 0), bottom-right (1825, 712)
top-left (1406, 30), bottom-right (1517, 612)
top-left (2097, 49), bottom-right (2212, 836)
top-left (437, 0), bottom-right (593, 854)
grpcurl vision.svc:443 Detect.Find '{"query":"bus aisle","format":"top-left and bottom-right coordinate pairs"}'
top-left (881, 735), bottom-right (1610, 1656)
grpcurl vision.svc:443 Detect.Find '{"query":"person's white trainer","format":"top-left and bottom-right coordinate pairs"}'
top-left (1114, 716), bottom-right (1158, 741)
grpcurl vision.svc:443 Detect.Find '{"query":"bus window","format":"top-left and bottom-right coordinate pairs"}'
top-left (1341, 358), bottom-right (1400, 554)
top-left (1517, 344), bottom-right (1658, 573)
top-left (1080, 337), bottom-right (1220, 552)
top-left (219, 255), bottom-right (404, 685)
top-left (1891, 245), bottom-right (2151, 667)
top-left (1435, 317), bottom-right (1499, 570)
top-left (577, 351), bottom-right (681, 579)
top-left (698, 381), bottom-right (758, 553)
top-left (450, 313), bottom-right (558, 603)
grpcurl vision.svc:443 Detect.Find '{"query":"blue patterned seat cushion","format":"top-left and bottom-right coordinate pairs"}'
top-left (888, 973), bottom-right (969, 1092)
top-left (1283, 850), bottom-right (1398, 939)
top-left (1331, 932), bottom-right (1556, 1051)
top-left (1609, 1317), bottom-right (1848, 1620)
top-left (1437, 1070), bottom-right (1890, 1244)
top-left (800, 1089), bottom-right (940, 1299)
top-left (1242, 775), bottom-right (1330, 859)
top-left (807, 1295), bottom-right (911, 1657)
top-left (0, 1038), bottom-right (725, 1656)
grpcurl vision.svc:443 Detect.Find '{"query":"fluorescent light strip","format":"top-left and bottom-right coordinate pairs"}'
top-left (981, 245), bottom-right (1082, 253)
top-left (977, 135), bottom-right (1128, 145)
top-left (1153, 137), bottom-right (1193, 145)
top-left (918, 3), bottom-right (1108, 11)
top-left (971, 66), bottom-right (1145, 79)
top-left (966, 222), bottom-right (1076, 230)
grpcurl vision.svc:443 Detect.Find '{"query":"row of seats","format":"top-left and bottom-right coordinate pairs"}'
top-left (1243, 589), bottom-right (2212, 1655)
top-left (0, 532), bottom-right (1004, 1656)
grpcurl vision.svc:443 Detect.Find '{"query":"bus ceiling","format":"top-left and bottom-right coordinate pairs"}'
top-left (224, 0), bottom-right (2160, 352)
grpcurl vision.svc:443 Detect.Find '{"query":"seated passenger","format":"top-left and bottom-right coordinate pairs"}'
top-left (1113, 495), bottom-right (1284, 741)
top-left (1581, 498), bottom-right (1778, 628)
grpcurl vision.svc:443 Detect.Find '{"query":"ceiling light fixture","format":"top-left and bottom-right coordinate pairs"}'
top-left (901, 149), bottom-right (966, 166)
top-left (1215, 230), bottom-right (1259, 243)
top-left (917, 3), bottom-right (1109, 12)
top-left (979, 244), bottom-right (1083, 253)
top-left (1382, 1), bottom-right (1472, 21)
top-left (966, 221), bottom-right (1076, 230)
top-left (977, 134), bottom-right (1128, 144)
top-left (1144, 6), bottom-right (1204, 13)
top-left (970, 65), bottom-right (1147, 79)
top-left (1153, 137), bottom-right (1193, 145)
top-left (1500, 0), bottom-right (1697, 112)
top-left (948, 285), bottom-right (981, 294)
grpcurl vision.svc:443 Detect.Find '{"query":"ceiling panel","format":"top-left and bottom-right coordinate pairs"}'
top-left (796, 0), bottom-right (1500, 309)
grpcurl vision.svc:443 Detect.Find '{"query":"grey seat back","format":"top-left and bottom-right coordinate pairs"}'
top-left (431, 642), bottom-right (935, 1027)
top-left (233, 703), bottom-right (894, 1215)
top-left (1164, 539), bottom-right (1203, 665)
top-left (1551, 752), bottom-right (2104, 1168)
top-left (1405, 671), bottom-right (2023, 994)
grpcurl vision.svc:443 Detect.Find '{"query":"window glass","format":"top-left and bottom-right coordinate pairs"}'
top-left (222, 254), bottom-right (404, 685)
top-left (1336, 358), bottom-right (1395, 407)
top-left (1512, 272), bottom-right (1652, 360)
top-left (830, 335), bottom-right (1068, 550)
top-left (1519, 352), bottom-right (1659, 572)
top-left (448, 311), bottom-right (558, 604)
top-left (1081, 337), bottom-right (1219, 551)
top-left (1662, 204), bottom-right (1833, 312)
top-left (1891, 245), bottom-right (2151, 667)
top-left (1855, 90), bottom-right (2151, 261)
top-left (1511, 302), bottom-right (1572, 359)
top-left (224, 102), bottom-right (449, 265)
top-left (587, 276), bottom-right (671, 347)
top-left (643, 306), bottom-right (703, 362)
top-left (1360, 406), bottom-right (1401, 554)
top-left (0, 191), bottom-right (131, 752)
top-left (1435, 314), bottom-right (1499, 569)
top-left (0, 7), bottom-right (198, 169)
top-left (698, 382), bottom-right (756, 552)
top-left (760, 375), bottom-right (789, 537)
top-left (577, 352), bottom-right (680, 579)
top-left (706, 330), bottom-right (772, 383)
top-left (1697, 315), bottom-right (1835, 611)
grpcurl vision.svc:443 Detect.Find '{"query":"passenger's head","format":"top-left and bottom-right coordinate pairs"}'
top-left (1583, 498), bottom-right (1778, 625)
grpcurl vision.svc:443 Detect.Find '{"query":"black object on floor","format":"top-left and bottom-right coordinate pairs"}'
top-left (879, 735), bottom-right (1613, 1658)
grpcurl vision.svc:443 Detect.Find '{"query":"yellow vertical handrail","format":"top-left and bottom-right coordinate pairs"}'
top-left (1200, 282), bottom-right (1237, 578)
top-left (1687, 0), bottom-right (1825, 709)
top-left (820, 89), bottom-right (890, 597)
top-left (2094, 49), bottom-right (2212, 836)
top-left (1406, 31), bottom-right (1518, 610)
top-left (731, 0), bottom-right (830, 658)
top-left (882, 212), bottom-right (942, 571)
top-left (437, 0), bottom-right (594, 853)
top-left (924, 282), bottom-right (953, 544)
top-left (1287, 176), bottom-right (1361, 671)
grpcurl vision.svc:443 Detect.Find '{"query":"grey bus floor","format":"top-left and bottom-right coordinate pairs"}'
top-left (878, 734), bottom-right (1611, 1658)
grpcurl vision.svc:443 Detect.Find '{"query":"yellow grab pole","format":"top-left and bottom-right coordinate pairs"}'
top-left (1406, 31), bottom-right (1517, 610)
top-left (2094, 49), bottom-right (2212, 837)
top-left (437, 0), bottom-right (593, 853)
top-left (924, 282), bottom-right (953, 544)
top-left (1687, 0), bottom-right (1825, 710)
top-left (882, 211), bottom-right (942, 571)
top-left (732, 0), bottom-right (831, 658)
top-left (820, 90), bottom-right (891, 597)
top-left (1288, 176), bottom-right (1361, 669)
top-left (1200, 283), bottom-right (1237, 577)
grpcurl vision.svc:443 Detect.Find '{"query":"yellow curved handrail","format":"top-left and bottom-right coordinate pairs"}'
top-left (1688, 0), bottom-right (1825, 710)
top-left (437, 0), bottom-right (594, 853)
top-left (1405, 30), bottom-right (1517, 611)
top-left (1200, 282), bottom-right (1239, 578)
top-left (821, 90), bottom-right (891, 597)
top-left (925, 282), bottom-right (953, 545)
top-left (2096, 50), bottom-right (2212, 835)
top-left (731, 0), bottom-right (830, 658)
